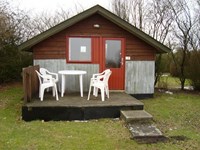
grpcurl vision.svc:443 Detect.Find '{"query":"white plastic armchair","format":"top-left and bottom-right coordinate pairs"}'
top-left (35, 70), bottom-right (59, 101)
top-left (40, 68), bottom-right (59, 83)
top-left (87, 69), bottom-right (112, 101)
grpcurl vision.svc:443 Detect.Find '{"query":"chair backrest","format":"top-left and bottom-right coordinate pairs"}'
top-left (40, 68), bottom-right (51, 83)
top-left (40, 68), bottom-right (48, 76)
top-left (36, 70), bottom-right (54, 85)
top-left (103, 69), bottom-right (112, 84)
top-left (35, 70), bottom-right (42, 85)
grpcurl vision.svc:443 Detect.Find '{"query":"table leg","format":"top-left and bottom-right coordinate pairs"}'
top-left (79, 74), bottom-right (83, 97)
top-left (61, 74), bottom-right (65, 97)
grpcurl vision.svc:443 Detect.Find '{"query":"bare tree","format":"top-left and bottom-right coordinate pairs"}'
top-left (29, 5), bottom-right (84, 35)
top-left (111, 0), bottom-right (175, 85)
top-left (190, 0), bottom-right (200, 51)
top-left (111, 0), bottom-right (130, 22)
top-left (129, 0), bottom-right (150, 30)
top-left (145, 0), bottom-right (176, 85)
top-left (169, 0), bottom-right (197, 90)
top-left (111, 0), bottom-right (151, 30)
top-left (29, 8), bottom-right (71, 35)
top-left (0, 1), bottom-right (33, 45)
top-left (147, 0), bottom-right (174, 43)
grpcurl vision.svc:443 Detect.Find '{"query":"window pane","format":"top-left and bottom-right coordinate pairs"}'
top-left (105, 40), bottom-right (121, 68)
top-left (69, 37), bottom-right (91, 61)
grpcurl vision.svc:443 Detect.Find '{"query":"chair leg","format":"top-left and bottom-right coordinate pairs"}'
top-left (100, 87), bottom-right (105, 101)
top-left (39, 86), bottom-right (41, 98)
top-left (94, 87), bottom-right (98, 97)
top-left (40, 87), bottom-right (45, 101)
top-left (52, 86), bottom-right (55, 97)
top-left (105, 86), bottom-right (109, 98)
top-left (87, 84), bottom-right (92, 100)
top-left (93, 87), bottom-right (96, 96)
top-left (54, 85), bottom-right (59, 101)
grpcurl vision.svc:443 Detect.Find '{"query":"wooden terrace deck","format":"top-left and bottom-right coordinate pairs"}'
top-left (22, 92), bottom-right (144, 121)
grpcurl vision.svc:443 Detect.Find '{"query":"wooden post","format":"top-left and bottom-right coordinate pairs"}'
top-left (22, 65), bottom-right (39, 104)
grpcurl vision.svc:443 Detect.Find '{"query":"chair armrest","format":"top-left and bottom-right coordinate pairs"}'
top-left (41, 74), bottom-right (53, 80)
top-left (41, 75), bottom-right (57, 84)
top-left (92, 72), bottom-right (104, 78)
top-left (96, 75), bottom-right (104, 80)
top-left (46, 71), bottom-right (58, 80)
top-left (91, 75), bottom-right (104, 82)
top-left (50, 72), bottom-right (58, 80)
top-left (92, 73), bottom-right (100, 78)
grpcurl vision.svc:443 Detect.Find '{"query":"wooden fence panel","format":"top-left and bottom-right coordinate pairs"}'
top-left (23, 65), bottom-right (39, 103)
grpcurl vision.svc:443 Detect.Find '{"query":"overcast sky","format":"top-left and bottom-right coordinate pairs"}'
top-left (8, 0), bottom-right (111, 15)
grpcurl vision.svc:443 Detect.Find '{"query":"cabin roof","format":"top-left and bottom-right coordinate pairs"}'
top-left (18, 5), bottom-right (171, 53)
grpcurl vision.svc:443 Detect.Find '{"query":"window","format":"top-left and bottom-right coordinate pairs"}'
top-left (68, 37), bottom-right (91, 62)
top-left (105, 40), bottom-right (121, 68)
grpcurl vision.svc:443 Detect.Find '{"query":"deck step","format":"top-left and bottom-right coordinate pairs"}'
top-left (121, 110), bottom-right (165, 143)
top-left (120, 110), bottom-right (153, 123)
top-left (128, 123), bottom-right (165, 143)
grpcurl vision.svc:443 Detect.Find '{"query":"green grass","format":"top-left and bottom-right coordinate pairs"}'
top-left (143, 91), bottom-right (200, 149)
top-left (0, 83), bottom-right (200, 149)
top-left (156, 75), bottom-right (191, 89)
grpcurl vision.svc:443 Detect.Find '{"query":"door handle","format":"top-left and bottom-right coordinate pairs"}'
top-left (121, 57), bottom-right (123, 66)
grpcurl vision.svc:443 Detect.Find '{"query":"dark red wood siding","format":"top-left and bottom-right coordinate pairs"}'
top-left (33, 14), bottom-right (156, 61)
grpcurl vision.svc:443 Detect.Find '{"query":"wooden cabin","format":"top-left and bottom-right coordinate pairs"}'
top-left (19, 5), bottom-right (170, 99)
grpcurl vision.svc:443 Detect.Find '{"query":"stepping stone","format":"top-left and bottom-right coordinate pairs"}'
top-left (128, 123), bottom-right (165, 143)
top-left (120, 110), bottom-right (153, 123)
top-left (121, 110), bottom-right (166, 143)
top-left (128, 123), bottom-right (163, 138)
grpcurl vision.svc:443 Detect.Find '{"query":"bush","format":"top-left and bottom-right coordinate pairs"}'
top-left (0, 48), bottom-right (32, 83)
top-left (155, 53), bottom-right (171, 85)
top-left (0, 1), bottom-right (33, 84)
top-left (170, 62), bottom-right (179, 77)
top-left (157, 75), bottom-right (169, 89)
top-left (186, 51), bottom-right (200, 91)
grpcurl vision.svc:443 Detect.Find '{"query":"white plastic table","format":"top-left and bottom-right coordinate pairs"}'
top-left (58, 70), bottom-right (87, 97)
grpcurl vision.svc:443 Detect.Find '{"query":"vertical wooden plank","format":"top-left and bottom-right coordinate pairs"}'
top-left (22, 68), bottom-right (27, 103)
top-left (32, 65), bottom-right (38, 95)
top-left (35, 59), bottom-right (99, 92)
top-left (125, 61), bottom-right (155, 94)
top-left (28, 68), bottom-right (32, 102)
top-left (92, 37), bottom-right (100, 63)
top-left (32, 65), bottom-right (39, 99)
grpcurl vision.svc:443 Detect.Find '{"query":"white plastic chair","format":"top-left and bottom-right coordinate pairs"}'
top-left (87, 69), bottom-right (112, 101)
top-left (35, 70), bottom-right (59, 101)
top-left (40, 68), bottom-right (59, 92)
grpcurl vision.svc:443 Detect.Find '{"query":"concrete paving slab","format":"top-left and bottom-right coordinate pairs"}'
top-left (128, 123), bottom-right (163, 138)
top-left (121, 110), bottom-right (153, 123)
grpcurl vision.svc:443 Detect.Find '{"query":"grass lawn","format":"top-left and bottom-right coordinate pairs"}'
top-left (0, 83), bottom-right (200, 149)
top-left (156, 75), bottom-right (191, 89)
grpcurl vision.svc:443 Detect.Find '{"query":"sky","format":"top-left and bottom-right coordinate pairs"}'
top-left (7, 0), bottom-right (111, 15)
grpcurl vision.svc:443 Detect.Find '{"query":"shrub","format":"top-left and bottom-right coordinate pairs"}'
top-left (157, 75), bottom-right (169, 89)
top-left (170, 62), bottom-right (179, 77)
top-left (186, 51), bottom-right (200, 91)
top-left (0, 47), bottom-right (32, 83)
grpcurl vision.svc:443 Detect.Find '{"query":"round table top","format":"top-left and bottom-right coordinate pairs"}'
top-left (58, 70), bottom-right (87, 75)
